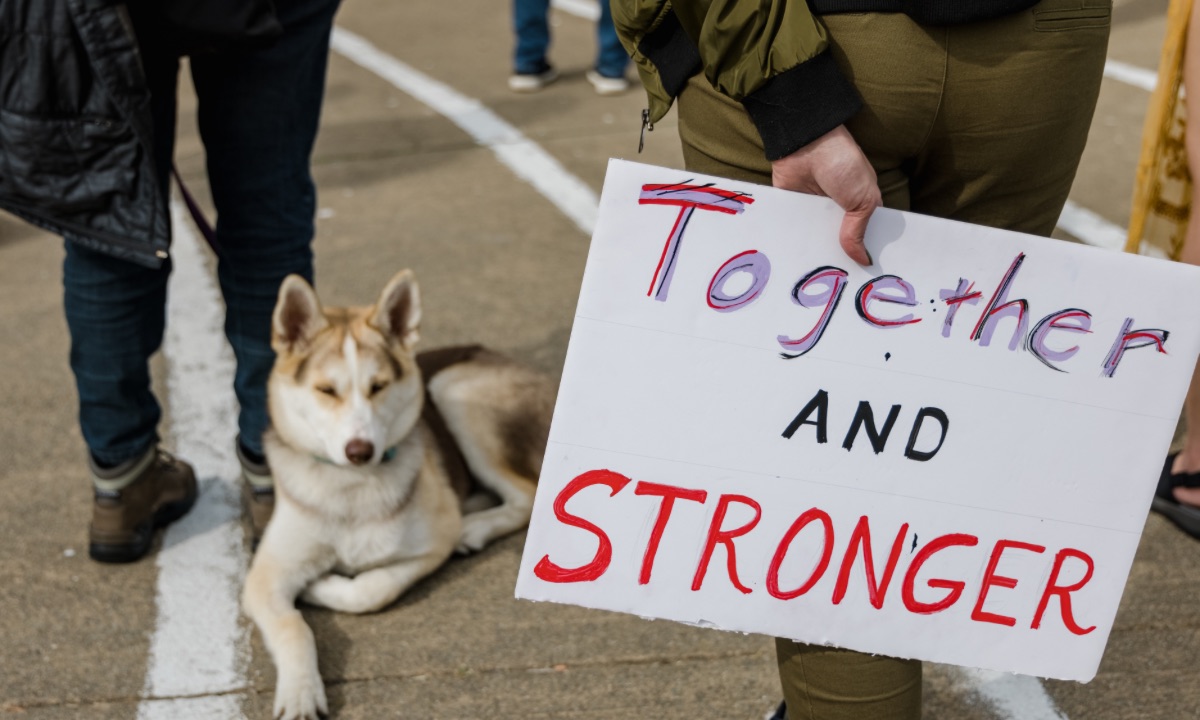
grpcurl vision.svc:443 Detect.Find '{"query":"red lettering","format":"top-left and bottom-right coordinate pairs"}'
top-left (533, 469), bottom-right (631, 583)
top-left (902, 533), bottom-right (979, 614)
top-left (634, 481), bottom-right (708, 585)
top-left (854, 275), bottom-right (921, 328)
top-left (971, 540), bottom-right (1046, 626)
top-left (766, 508), bottom-right (835, 600)
top-left (1101, 317), bottom-right (1169, 378)
top-left (1031, 548), bottom-right (1097, 635)
top-left (692, 494), bottom-right (761, 594)
top-left (832, 516), bottom-right (909, 609)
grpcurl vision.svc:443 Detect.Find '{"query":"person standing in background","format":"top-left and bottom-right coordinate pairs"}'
top-left (510, 0), bottom-right (630, 95)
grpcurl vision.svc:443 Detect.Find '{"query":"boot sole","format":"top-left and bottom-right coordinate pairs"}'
top-left (88, 493), bottom-right (198, 564)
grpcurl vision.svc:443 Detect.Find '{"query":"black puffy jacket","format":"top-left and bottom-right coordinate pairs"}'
top-left (0, 0), bottom-right (169, 267)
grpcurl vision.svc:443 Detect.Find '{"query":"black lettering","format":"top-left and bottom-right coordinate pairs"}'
top-left (904, 407), bottom-right (949, 462)
top-left (783, 389), bottom-right (829, 443)
top-left (842, 401), bottom-right (901, 454)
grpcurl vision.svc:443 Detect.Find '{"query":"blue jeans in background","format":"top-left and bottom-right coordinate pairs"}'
top-left (63, 0), bottom-right (341, 466)
top-left (512, 0), bottom-right (629, 78)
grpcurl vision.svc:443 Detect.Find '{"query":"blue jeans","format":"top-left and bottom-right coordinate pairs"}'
top-left (512, 0), bottom-right (629, 77)
top-left (63, 0), bottom-right (341, 466)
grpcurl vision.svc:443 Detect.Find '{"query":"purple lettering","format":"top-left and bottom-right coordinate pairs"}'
top-left (1027, 309), bottom-right (1093, 372)
top-left (708, 250), bottom-right (771, 313)
top-left (778, 267), bottom-right (849, 358)
top-left (939, 279), bottom-right (982, 338)
top-left (971, 254), bottom-right (1029, 351)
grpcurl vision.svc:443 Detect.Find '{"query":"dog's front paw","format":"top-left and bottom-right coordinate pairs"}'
top-left (456, 514), bottom-right (500, 554)
top-left (301, 574), bottom-right (354, 609)
top-left (273, 667), bottom-right (328, 720)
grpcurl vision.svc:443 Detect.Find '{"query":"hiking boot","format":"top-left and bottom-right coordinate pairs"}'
top-left (237, 438), bottom-right (274, 549)
top-left (88, 447), bottom-right (197, 563)
top-left (508, 63), bottom-right (558, 93)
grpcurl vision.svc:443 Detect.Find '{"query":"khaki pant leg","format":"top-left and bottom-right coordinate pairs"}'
top-left (911, 0), bottom-right (1112, 235)
top-left (821, 13), bottom-right (948, 214)
top-left (776, 639), bottom-right (922, 720)
top-left (676, 12), bottom-right (947, 212)
top-left (677, 73), bottom-right (774, 187)
top-left (676, 0), bottom-right (1110, 236)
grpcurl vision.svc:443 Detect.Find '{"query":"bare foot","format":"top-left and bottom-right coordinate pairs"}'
top-left (1169, 452), bottom-right (1200, 507)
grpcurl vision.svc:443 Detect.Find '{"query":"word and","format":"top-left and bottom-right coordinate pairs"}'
top-left (638, 183), bottom-right (1170, 377)
top-left (532, 470), bottom-right (1096, 635)
top-left (782, 389), bottom-right (950, 461)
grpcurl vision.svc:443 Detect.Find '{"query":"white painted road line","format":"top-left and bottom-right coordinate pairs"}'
top-left (950, 668), bottom-right (1069, 720)
top-left (1104, 59), bottom-right (1158, 93)
top-left (331, 28), bottom-right (600, 236)
top-left (138, 201), bottom-right (249, 719)
top-left (1058, 200), bottom-right (1130, 252)
top-left (1058, 199), bottom-right (1168, 258)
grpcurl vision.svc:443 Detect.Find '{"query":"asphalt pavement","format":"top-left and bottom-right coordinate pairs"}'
top-left (1, 0), bottom-right (1197, 718)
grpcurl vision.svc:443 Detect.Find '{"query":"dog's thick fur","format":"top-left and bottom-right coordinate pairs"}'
top-left (243, 271), bottom-right (553, 720)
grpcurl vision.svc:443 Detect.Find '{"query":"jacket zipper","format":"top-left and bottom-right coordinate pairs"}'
top-left (639, 108), bottom-right (653, 153)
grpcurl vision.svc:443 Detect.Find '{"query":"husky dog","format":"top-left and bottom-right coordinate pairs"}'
top-left (243, 271), bottom-right (553, 720)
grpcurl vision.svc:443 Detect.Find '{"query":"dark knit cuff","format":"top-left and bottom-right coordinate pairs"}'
top-left (741, 51), bottom-right (862, 161)
top-left (637, 11), bottom-right (701, 97)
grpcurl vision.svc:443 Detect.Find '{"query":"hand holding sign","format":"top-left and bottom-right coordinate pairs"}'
top-left (771, 125), bottom-right (881, 266)
top-left (517, 160), bottom-right (1200, 682)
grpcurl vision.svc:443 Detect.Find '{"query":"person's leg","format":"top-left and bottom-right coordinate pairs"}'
top-left (64, 9), bottom-right (197, 562)
top-left (63, 9), bottom-right (180, 468)
top-left (63, 243), bottom-right (168, 467)
top-left (675, 73), bottom-right (773, 187)
top-left (821, 12), bottom-right (949, 215)
top-left (189, 0), bottom-right (341, 463)
top-left (909, 0), bottom-right (1111, 236)
top-left (513, 0), bottom-right (552, 74)
top-left (776, 639), bottom-right (922, 720)
top-left (674, 19), bottom-right (939, 714)
top-left (594, 0), bottom-right (629, 78)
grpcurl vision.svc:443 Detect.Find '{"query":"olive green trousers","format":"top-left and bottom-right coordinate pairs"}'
top-left (676, 1), bottom-right (1111, 717)
top-left (678, 0), bottom-right (1112, 238)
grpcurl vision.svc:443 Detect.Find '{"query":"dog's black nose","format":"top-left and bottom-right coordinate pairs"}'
top-left (345, 439), bottom-right (375, 465)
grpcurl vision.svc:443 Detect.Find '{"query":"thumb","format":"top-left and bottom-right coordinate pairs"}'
top-left (839, 204), bottom-right (876, 266)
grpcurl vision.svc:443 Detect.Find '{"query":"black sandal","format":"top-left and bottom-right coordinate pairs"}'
top-left (1153, 453), bottom-right (1200, 540)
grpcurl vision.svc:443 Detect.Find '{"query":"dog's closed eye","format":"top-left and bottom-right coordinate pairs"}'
top-left (316, 384), bottom-right (338, 398)
top-left (369, 380), bottom-right (389, 396)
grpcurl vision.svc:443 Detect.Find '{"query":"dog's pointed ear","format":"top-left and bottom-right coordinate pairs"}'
top-left (371, 270), bottom-right (421, 347)
top-left (272, 275), bottom-right (328, 353)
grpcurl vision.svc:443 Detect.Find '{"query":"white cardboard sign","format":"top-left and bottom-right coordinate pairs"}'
top-left (515, 159), bottom-right (1200, 681)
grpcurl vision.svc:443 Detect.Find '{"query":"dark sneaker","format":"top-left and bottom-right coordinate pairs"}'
top-left (88, 448), bottom-right (197, 563)
top-left (237, 439), bottom-right (274, 549)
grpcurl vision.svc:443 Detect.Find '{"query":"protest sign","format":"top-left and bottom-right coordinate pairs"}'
top-left (515, 159), bottom-right (1200, 681)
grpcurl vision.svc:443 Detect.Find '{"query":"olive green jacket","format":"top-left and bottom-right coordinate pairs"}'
top-left (612, 0), bottom-right (1039, 161)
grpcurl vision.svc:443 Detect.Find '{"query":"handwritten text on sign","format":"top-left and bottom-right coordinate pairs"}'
top-left (515, 160), bottom-right (1200, 681)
